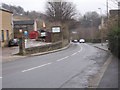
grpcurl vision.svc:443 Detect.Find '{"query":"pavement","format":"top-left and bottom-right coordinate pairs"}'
top-left (92, 43), bottom-right (109, 52)
top-left (91, 43), bottom-right (119, 88)
top-left (1, 39), bottom-right (51, 62)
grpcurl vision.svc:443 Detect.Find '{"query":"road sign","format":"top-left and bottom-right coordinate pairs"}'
top-left (52, 27), bottom-right (61, 33)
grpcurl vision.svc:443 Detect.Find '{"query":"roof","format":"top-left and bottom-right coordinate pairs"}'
top-left (13, 20), bottom-right (34, 25)
top-left (0, 8), bottom-right (13, 13)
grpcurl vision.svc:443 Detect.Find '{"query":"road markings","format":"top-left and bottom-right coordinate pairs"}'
top-left (71, 52), bottom-right (78, 56)
top-left (78, 47), bottom-right (83, 53)
top-left (22, 63), bottom-right (52, 72)
top-left (57, 56), bottom-right (69, 62)
top-left (0, 77), bottom-right (2, 79)
top-left (71, 46), bottom-right (83, 56)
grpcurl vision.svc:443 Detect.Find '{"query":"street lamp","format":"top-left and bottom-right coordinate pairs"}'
top-left (98, 8), bottom-right (103, 46)
top-left (19, 29), bottom-right (23, 33)
top-left (90, 19), bottom-right (93, 43)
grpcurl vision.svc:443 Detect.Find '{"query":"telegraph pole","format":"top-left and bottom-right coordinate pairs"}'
top-left (107, 0), bottom-right (109, 20)
top-left (98, 8), bottom-right (103, 46)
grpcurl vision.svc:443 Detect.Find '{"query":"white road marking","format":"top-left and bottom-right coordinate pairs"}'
top-left (71, 52), bottom-right (78, 56)
top-left (57, 56), bottom-right (69, 61)
top-left (78, 47), bottom-right (83, 52)
top-left (22, 63), bottom-right (52, 72)
top-left (71, 46), bottom-right (83, 56)
top-left (0, 77), bottom-right (2, 79)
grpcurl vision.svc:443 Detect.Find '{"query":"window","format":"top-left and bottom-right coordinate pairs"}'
top-left (2, 30), bottom-right (4, 42)
top-left (6, 30), bottom-right (9, 41)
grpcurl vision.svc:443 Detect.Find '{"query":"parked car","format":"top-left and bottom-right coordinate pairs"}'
top-left (72, 39), bottom-right (78, 43)
top-left (79, 39), bottom-right (85, 43)
top-left (29, 31), bottom-right (39, 39)
top-left (8, 39), bottom-right (19, 47)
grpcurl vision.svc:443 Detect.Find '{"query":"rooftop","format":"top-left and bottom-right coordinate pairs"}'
top-left (0, 7), bottom-right (13, 13)
top-left (13, 20), bottom-right (35, 25)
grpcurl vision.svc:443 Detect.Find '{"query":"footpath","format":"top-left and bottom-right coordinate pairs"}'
top-left (92, 43), bottom-right (119, 88)
top-left (1, 43), bottom-right (70, 63)
top-left (1, 40), bottom-right (51, 63)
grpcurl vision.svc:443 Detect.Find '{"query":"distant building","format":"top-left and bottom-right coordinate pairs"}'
top-left (109, 9), bottom-right (120, 18)
top-left (0, 8), bottom-right (13, 47)
top-left (13, 20), bottom-right (37, 38)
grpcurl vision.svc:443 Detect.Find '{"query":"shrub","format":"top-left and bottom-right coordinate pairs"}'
top-left (108, 27), bottom-right (120, 58)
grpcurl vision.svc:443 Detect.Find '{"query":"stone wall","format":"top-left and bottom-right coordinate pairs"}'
top-left (25, 41), bottom-right (62, 55)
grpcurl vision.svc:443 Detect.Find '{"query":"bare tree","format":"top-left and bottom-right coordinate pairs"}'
top-left (46, 0), bottom-right (76, 23)
top-left (79, 11), bottom-right (101, 28)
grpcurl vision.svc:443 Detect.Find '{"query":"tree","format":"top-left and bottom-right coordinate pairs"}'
top-left (2, 3), bottom-right (25, 15)
top-left (79, 11), bottom-right (101, 28)
top-left (46, 0), bottom-right (76, 23)
top-left (108, 15), bottom-right (120, 58)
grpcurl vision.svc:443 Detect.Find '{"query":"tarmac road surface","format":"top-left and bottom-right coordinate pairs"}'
top-left (2, 43), bottom-right (110, 88)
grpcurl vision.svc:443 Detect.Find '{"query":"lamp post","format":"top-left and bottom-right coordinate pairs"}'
top-left (90, 19), bottom-right (93, 43)
top-left (98, 8), bottom-right (103, 46)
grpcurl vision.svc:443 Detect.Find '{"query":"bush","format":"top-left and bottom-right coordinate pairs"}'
top-left (86, 39), bottom-right (101, 43)
top-left (108, 27), bottom-right (120, 58)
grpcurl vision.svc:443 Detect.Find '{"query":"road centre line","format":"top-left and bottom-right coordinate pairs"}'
top-left (0, 77), bottom-right (2, 79)
top-left (71, 46), bottom-right (82, 56)
top-left (78, 47), bottom-right (83, 53)
top-left (22, 63), bottom-right (52, 72)
top-left (71, 52), bottom-right (78, 56)
top-left (22, 46), bottom-right (83, 72)
top-left (57, 56), bottom-right (69, 62)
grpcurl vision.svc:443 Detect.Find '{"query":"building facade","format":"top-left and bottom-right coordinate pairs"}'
top-left (13, 20), bottom-right (37, 38)
top-left (0, 9), bottom-right (13, 47)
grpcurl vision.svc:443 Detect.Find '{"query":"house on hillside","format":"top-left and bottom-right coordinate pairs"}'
top-left (109, 9), bottom-right (120, 29)
top-left (13, 20), bottom-right (37, 38)
top-left (109, 9), bottom-right (120, 18)
top-left (0, 8), bottom-right (13, 47)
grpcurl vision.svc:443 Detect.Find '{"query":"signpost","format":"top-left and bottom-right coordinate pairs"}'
top-left (51, 26), bottom-right (62, 43)
top-left (52, 27), bottom-right (61, 33)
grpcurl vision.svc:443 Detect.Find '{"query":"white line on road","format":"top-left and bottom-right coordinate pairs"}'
top-left (71, 52), bottom-right (78, 56)
top-left (0, 77), bottom-right (2, 79)
top-left (78, 47), bottom-right (83, 53)
top-left (57, 56), bottom-right (69, 62)
top-left (71, 46), bottom-right (83, 56)
top-left (22, 63), bottom-right (52, 72)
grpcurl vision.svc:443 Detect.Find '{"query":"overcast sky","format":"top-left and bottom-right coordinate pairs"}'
top-left (1, 0), bottom-right (119, 15)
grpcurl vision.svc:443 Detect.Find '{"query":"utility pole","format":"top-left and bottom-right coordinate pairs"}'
top-left (107, 0), bottom-right (109, 20)
top-left (90, 20), bottom-right (93, 43)
top-left (106, 0), bottom-right (109, 45)
top-left (98, 8), bottom-right (104, 46)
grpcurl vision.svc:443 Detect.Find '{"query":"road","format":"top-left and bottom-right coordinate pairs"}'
top-left (2, 43), bottom-right (109, 88)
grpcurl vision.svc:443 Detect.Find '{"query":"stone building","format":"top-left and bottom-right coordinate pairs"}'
top-left (0, 8), bottom-right (13, 47)
top-left (13, 20), bottom-right (37, 38)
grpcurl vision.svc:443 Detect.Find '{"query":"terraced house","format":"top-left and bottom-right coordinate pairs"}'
top-left (0, 8), bottom-right (13, 47)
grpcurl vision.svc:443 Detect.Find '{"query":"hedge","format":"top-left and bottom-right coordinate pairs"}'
top-left (108, 27), bottom-right (120, 58)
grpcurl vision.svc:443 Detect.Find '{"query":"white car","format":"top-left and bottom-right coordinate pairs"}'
top-left (72, 39), bottom-right (78, 43)
top-left (79, 39), bottom-right (85, 43)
